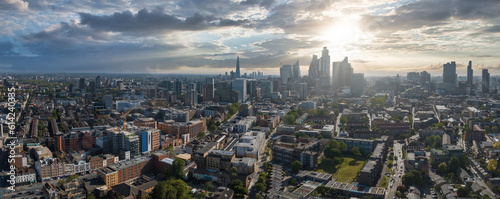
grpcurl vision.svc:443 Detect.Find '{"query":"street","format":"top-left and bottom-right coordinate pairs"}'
top-left (386, 142), bottom-right (405, 199)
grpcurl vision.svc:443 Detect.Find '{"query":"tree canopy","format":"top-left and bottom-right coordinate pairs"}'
top-left (291, 161), bottom-right (302, 173)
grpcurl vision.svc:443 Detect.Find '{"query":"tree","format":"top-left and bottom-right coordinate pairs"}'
top-left (168, 179), bottom-right (190, 198)
top-left (197, 132), bottom-right (206, 140)
top-left (258, 175), bottom-right (266, 183)
top-left (308, 109), bottom-right (318, 116)
top-left (291, 160), bottom-right (302, 173)
top-left (316, 185), bottom-right (327, 196)
top-left (172, 158), bottom-right (185, 179)
top-left (283, 115), bottom-right (295, 125)
top-left (203, 181), bottom-right (214, 192)
top-left (340, 116), bottom-right (347, 125)
top-left (410, 129), bottom-right (416, 135)
top-left (338, 142), bottom-right (347, 152)
top-left (86, 193), bottom-right (96, 199)
top-left (492, 126), bottom-right (499, 134)
top-left (255, 182), bottom-right (266, 193)
top-left (208, 124), bottom-right (217, 132)
top-left (66, 174), bottom-right (79, 182)
top-left (352, 147), bottom-right (362, 157)
top-left (459, 155), bottom-right (470, 168)
top-left (493, 143), bottom-right (500, 149)
top-left (438, 162), bottom-right (448, 174)
top-left (153, 181), bottom-right (168, 199)
top-left (230, 180), bottom-right (243, 189)
top-left (485, 126), bottom-right (490, 134)
top-left (397, 185), bottom-right (407, 193)
top-left (487, 159), bottom-right (498, 172)
top-left (164, 184), bottom-right (177, 199)
top-left (255, 193), bottom-right (263, 199)
top-left (57, 179), bottom-right (66, 186)
top-left (231, 167), bottom-right (238, 176)
top-left (402, 170), bottom-right (423, 186)
top-left (457, 186), bottom-right (471, 197)
top-left (448, 157), bottom-right (460, 173)
top-left (233, 185), bottom-right (248, 197)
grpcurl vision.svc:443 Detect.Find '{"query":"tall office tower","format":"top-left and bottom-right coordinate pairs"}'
top-left (280, 65), bottom-right (293, 84)
top-left (185, 90), bottom-right (198, 106)
top-left (205, 77), bottom-right (215, 84)
top-left (79, 78), bottom-right (86, 90)
top-left (230, 71), bottom-right (236, 79)
top-left (292, 60), bottom-right (301, 78)
top-left (95, 76), bottom-right (101, 88)
top-left (232, 78), bottom-right (247, 103)
top-left (467, 60), bottom-right (473, 87)
top-left (482, 69), bottom-right (490, 94)
top-left (350, 73), bottom-right (365, 97)
top-left (196, 81), bottom-right (204, 94)
top-left (443, 61), bottom-right (457, 85)
top-left (203, 77), bottom-right (215, 101)
top-left (299, 83), bottom-right (308, 100)
top-left (202, 84), bottom-right (214, 101)
top-left (117, 80), bottom-right (124, 90)
top-left (103, 95), bottom-right (113, 109)
top-left (320, 47), bottom-right (330, 80)
top-left (261, 80), bottom-right (273, 98)
top-left (407, 72), bottom-right (420, 83)
top-left (236, 56), bottom-right (241, 78)
top-left (420, 71), bottom-right (431, 84)
top-left (308, 55), bottom-right (319, 78)
top-left (246, 79), bottom-right (257, 99)
top-left (68, 84), bottom-right (74, 93)
top-left (175, 79), bottom-right (182, 99)
top-left (332, 57), bottom-right (353, 88)
top-left (89, 81), bottom-right (96, 93)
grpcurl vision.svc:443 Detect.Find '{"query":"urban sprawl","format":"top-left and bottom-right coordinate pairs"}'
top-left (1, 47), bottom-right (500, 199)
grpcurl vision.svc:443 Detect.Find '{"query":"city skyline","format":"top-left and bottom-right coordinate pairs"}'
top-left (0, 0), bottom-right (500, 75)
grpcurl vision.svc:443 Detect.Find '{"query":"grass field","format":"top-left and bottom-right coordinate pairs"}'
top-left (379, 176), bottom-right (389, 188)
top-left (331, 157), bottom-right (366, 183)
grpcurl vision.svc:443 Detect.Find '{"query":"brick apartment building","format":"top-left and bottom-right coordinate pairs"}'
top-left (157, 120), bottom-right (206, 143)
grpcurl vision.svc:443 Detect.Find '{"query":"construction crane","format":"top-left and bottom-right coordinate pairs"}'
top-left (121, 104), bottom-right (140, 131)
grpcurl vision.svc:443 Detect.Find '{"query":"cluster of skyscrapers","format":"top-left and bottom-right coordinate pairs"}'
top-left (437, 60), bottom-right (491, 95)
top-left (278, 47), bottom-right (364, 97)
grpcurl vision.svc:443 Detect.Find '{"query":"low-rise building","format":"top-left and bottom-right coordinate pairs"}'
top-left (206, 150), bottom-right (235, 172)
top-left (231, 157), bottom-right (256, 175)
top-left (296, 170), bottom-right (332, 183)
top-left (234, 131), bottom-right (265, 159)
top-left (234, 116), bottom-right (257, 133)
top-left (334, 137), bottom-right (376, 155)
top-left (97, 156), bottom-right (152, 189)
top-left (325, 180), bottom-right (385, 199)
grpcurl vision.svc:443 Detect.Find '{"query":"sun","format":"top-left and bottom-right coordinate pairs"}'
top-left (320, 20), bottom-right (361, 46)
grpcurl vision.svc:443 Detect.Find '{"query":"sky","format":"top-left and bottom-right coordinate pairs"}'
top-left (0, 0), bottom-right (499, 76)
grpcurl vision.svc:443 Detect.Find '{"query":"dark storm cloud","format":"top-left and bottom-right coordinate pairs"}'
top-left (79, 8), bottom-right (252, 34)
top-left (482, 25), bottom-right (500, 33)
top-left (360, 0), bottom-right (500, 34)
top-left (22, 22), bottom-right (112, 49)
top-left (174, 0), bottom-right (275, 17)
